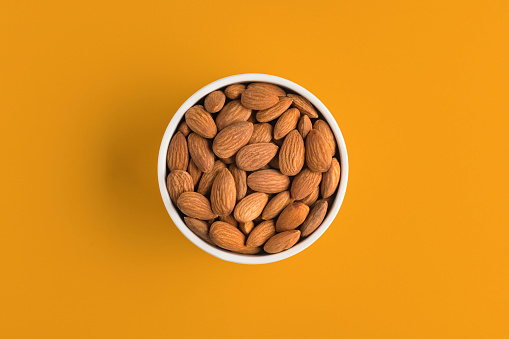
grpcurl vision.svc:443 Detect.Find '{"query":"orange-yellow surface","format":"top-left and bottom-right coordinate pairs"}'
top-left (1, 1), bottom-right (508, 338)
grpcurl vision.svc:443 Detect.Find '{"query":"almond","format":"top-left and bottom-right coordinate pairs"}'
top-left (273, 108), bottom-right (300, 140)
top-left (236, 143), bottom-right (278, 171)
top-left (166, 170), bottom-right (194, 202)
top-left (241, 87), bottom-right (279, 110)
top-left (264, 230), bottom-right (301, 253)
top-left (301, 200), bottom-right (328, 237)
top-left (236, 246), bottom-right (262, 254)
top-left (229, 164), bottom-right (247, 201)
top-left (248, 123), bottom-right (273, 144)
top-left (247, 83), bottom-right (286, 97)
top-left (287, 94), bottom-right (318, 118)
top-left (268, 150), bottom-right (280, 169)
top-left (233, 192), bottom-right (269, 222)
top-left (219, 214), bottom-right (238, 228)
top-left (197, 160), bottom-right (226, 195)
top-left (291, 168), bottom-right (322, 200)
top-left (297, 115), bottom-right (312, 139)
top-left (321, 157), bottom-right (341, 198)
top-left (210, 168), bottom-right (236, 216)
top-left (204, 90), bottom-right (226, 113)
top-left (185, 105), bottom-right (217, 138)
top-left (246, 220), bottom-right (276, 247)
top-left (219, 155), bottom-right (235, 165)
top-left (184, 217), bottom-right (213, 244)
top-left (276, 202), bottom-right (309, 232)
top-left (299, 185), bottom-right (319, 206)
top-left (247, 169), bottom-right (290, 193)
top-left (279, 130), bottom-right (305, 176)
top-left (305, 129), bottom-right (332, 172)
top-left (209, 221), bottom-right (246, 252)
top-left (178, 121), bottom-right (191, 137)
top-left (177, 192), bottom-right (217, 220)
top-left (167, 131), bottom-right (189, 171)
top-left (314, 119), bottom-right (336, 155)
top-left (239, 221), bottom-right (255, 235)
top-left (188, 133), bottom-right (215, 173)
top-left (262, 191), bottom-right (293, 220)
top-left (255, 96), bottom-right (293, 122)
top-left (188, 158), bottom-right (202, 187)
top-left (212, 121), bottom-right (253, 158)
top-left (224, 83), bottom-right (246, 100)
top-left (215, 100), bottom-right (252, 130)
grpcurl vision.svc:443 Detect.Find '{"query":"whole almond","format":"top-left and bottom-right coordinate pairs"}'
top-left (305, 129), bottom-right (332, 172)
top-left (273, 108), bottom-right (300, 140)
top-left (279, 130), bottom-right (305, 176)
top-left (248, 123), bottom-right (273, 144)
top-left (229, 164), bottom-right (247, 201)
top-left (247, 169), bottom-right (290, 194)
top-left (178, 122), bottom-right (191, 137)
top-left (321, 157), bottom-right (341, 198)
top-left (188, 158), bottom-right (202, 187)
top-left (236, 246), bottom-right (262, 254)
top-left (167, 131), bottom-right (189, 171)
top-left (241, 87), bottom-right (279, 110)
top-left (236, 143), bottom-right (278, 171)
top-left (239, 221), bottom-right (255, 235)
top-left (215, 100), bottom-right (252, 130)
top-left (204, 90), bottom-right (226, 113)
top-left (264, 230), bottom-right (301, 253)
top-left (233, 192), bottom-right (269, 222)
top-left (210, 168), bottom-right (236, 216)
top-left (212, 121), bottom-right (253, 158)
top-left (166, 170), bottom-right (194, 202)
top-left (255, 96), bottom-right (293, 122)
top-left (291, 168), bottom-right (322, 200)
top-left (247, 83), bottom-right (286, 97)
top-left (262, 191), bottom-right (293, 220)
top-left (188, 133), bottom-right (215, 173)
top-left (209, 221), bottom-right (246, 252)
top-left (177, 192), bottom-right (217, 220)
top-left (185, 105), bottom-right (217, 138)
top-left (297, 115), bottom-right (312, 139)
top-left (219, 214), bottom-right (238, 228)
top-left (299, 185), bottom-right (319, 206)
top-left (314, 119), bottom-right (336, 155)
top-left (287, 94), bottom-right (318, 118)
top-left (276, 202), bottom-right (309, 232)
top-left (301, 200), bottom-right (328, 237)
top-left (184, 217), bottom-right (213, 244)
top-left (197, 160), bottom-right (226, 195)
top-left (246, 220), bottom-right (276, 247)
top-left (225, 84), bottom-right (246, 100)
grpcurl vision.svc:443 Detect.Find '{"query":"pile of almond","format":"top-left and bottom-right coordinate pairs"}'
top-left (166, 82), bottom-right (341, 255)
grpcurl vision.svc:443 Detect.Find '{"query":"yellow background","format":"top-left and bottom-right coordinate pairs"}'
top-left (1, 0), bottom-right (508, 338)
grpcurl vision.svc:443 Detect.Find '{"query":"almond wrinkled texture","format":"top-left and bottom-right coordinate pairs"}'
top-left (209, 221), bottom-right (246, 252)
top-left (299, 185), bottom-right (319, 206)
top-left (264, 230), bottom-right (301, 254)
top-left (301, 200), bottom-right (328, 237)
top-left (166, 170), bottom-right (194, 202)
top-left (177, 192), bottom-right (217, 220)
top-left (262, 191), bottom-right (293, 220)
top-left (314, 119), bottom-right (336, 155)
top-left (279, 130), bottom-right (305, 176)
top-left (187, 159), bottom-right (202, 187)
top-left (233, 192), bottom-right (269, 222)
top-left (247, 83), bottom-right (286, 97)
top-left (276, 202), bottom-right (309, 232)
top-left (247, 169), bottom-right (290, 194)
top-left (249, 123), bottom-right (273, 144)
top-left (167, 131), bottom-right (189, 171)
top-left (287, 94), bottom-right (318, 118)
top-left (291, 168), bottom-right (322, 200)
top-left (219, 214), bottom-right (238, 228)
top-left (297, 115), bottom-right (312, 139)
top-left (212, 121), bottom-right (253, 158)
top-left (215, 100), bottom-right (252, 130)
top-left (210, 168), bottom-right (236, 216)
top-left (187, 133), bottom-right (215, 173)
top-left (255, 96), bottom-right (293, 122)
top-left (204, 90), bottom-right (226, 113)
top-left (229, 164), bottom-right (247, 201)
top-left (184, 217), bottom-right (213, 244)
top-left (236, 143), bottom-right (278, 171)
top-left (274, 108), bottom-right (300, 140)
top-left (239, 221), bottom-right (255, 235)
top-left (236, 246), bottom-right (262, 254)
top-left (268, 151), bottom-right (280, 169)
top-left (197, 160), bottom-right (226, 195)
top-left (246, 220), bottom-right (276, 247)
top-left (219, 155), bottom-right (235, 165)
top-left (321, 157), bottom-right (341, 199)
top-left (305, 129), bottom-right (332, 172)
top-left (224, 83), bottom-right (246, 100)
top-left (178, 122), bottom-right (191, 137)
top-left (241, 87), bottom-right (279, 110)
top-left (185, 105), bottom-right (217, 138)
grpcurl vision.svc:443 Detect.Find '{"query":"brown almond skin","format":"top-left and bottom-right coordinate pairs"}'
top-left (218, 155), bottom-right (235, 165)
top-left (248, 123), bottom-right (273, 144)
top-left (264, 230), bottom-right (301, 254)
top-left (212, 121), bottom-right (253, 158)
top-left (204, 90), bottom-right (226, 113)
top-left (276, 202), bottom-right (310, 232)
top-left (184, 217), bottom-right (213, 244)
top-left (185, 105), bottom-right (217, 138)
top-left (219, 214), bottom-right (238, 228)
top-left (268, 150), bottom-right (280, 169)
top-left (287, 94), bottom-right (318, 118)
top-left (321, 157), bottom-right (341, 199)
top-left (188, 159), bottom-right (202, 187)
top-left (178, 122), bottom-right (191, 137)
top-left (239, 221), bottom-right (255, 235)
top-left (299, 185), bottom-right (319, 206)
top-left (291, 168), bottom-right (322, 200)
top-left (236, 246), bottom-right (262, 254)
top-left (255, 96), bottom-right (293, 122)
top-left (229, 164), bottom-right (247, 201)
top-left (210, 168), bottom-right (236, 216)
top-left (167, 132), bottom-right (189, 171)
top-left (177, 192), bottom-right (217, 220)
top-left (166, 170), bottom-right (194, 202)
top-left (236, 143), bottom-right (278, 171)
top-left (215, 100), bottom-right (252, 130)
top-left (209, 221), bottom-right (246, 252)
top-left (233, 192), bottom-right (269, 222)
top-left (301, 200), bottom-right (328, 237)
top-left (314, 120), bottom-right (336, 155)
top-left (224, 84), bottom-right (246, 100)
top-left (247, 83), bottom-right (286, 97)
top-left (279, 130), bottom-right (305, 176)
top-left (247, 169), bottom-right (290, 194)
top-left (187, 133), bottom-right (215, 173)
top-left (262, 191), bottom-right (293, 220)
top-left (197, 160), bottom-right (226, 195)
top-left (246, 220), bottom-right (276, 247)
top-left (305, 129), bottom-right (332, 172)
top-left (297, 115), bottom-right (312, 139)
top-left (273, 108), bottom-right (300, 140)
top-left (241, 87), bottom-right (279, 110)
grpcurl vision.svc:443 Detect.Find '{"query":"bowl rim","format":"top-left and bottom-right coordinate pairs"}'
top-left (158, 73), bottom-right (349, 264)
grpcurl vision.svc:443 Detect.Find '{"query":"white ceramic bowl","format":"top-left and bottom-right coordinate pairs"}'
top-left (158, 74), bottom-right (348, 264)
